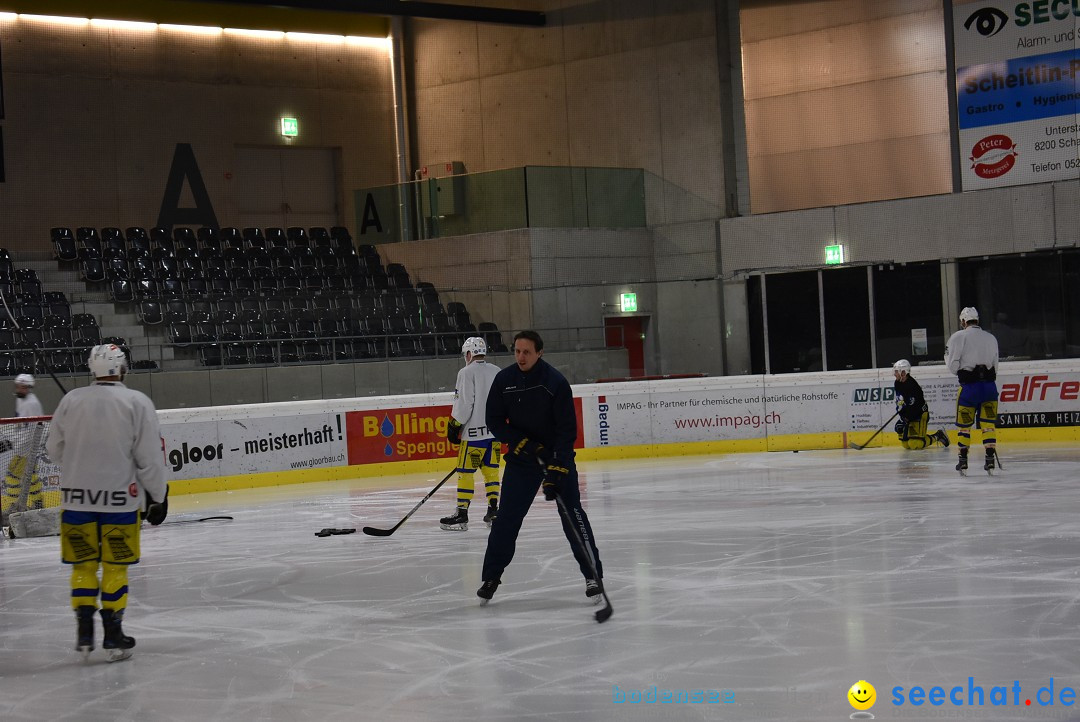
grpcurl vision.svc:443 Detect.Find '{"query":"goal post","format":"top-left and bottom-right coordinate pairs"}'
top-left (0, 415), bottom-right (62, 537)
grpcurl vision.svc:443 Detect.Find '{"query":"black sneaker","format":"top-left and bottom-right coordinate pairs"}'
top-left (439, 508), bottom-right (468, 531)
top-left (585, 579), bottom-right (604, 604)
top-left (483, 501), bottom-right (498, 526)
top-left (933, 430), bottom-right (950, 448)
top-left (477, 579), bottom-right (500, 605)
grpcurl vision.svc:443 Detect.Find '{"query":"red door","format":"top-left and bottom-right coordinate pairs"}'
top-left (604, 316), bottom-right (646, 377)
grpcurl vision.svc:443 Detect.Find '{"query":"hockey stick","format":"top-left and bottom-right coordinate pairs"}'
top-left (553, 492), bottom-right (613, 624)
top-left (162, 515), bottom-right (234, 525)
top-left (848, 411), bottom-right (900, 450)
top-left (361, 469), bottom-right (456, 537)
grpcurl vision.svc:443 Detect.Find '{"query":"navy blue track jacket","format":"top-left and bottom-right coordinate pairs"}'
top-left (485, 358), bottom-right (577, 467)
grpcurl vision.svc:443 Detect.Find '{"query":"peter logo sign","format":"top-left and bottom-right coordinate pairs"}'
top-left (970, 134), bottom-right (1018, 179)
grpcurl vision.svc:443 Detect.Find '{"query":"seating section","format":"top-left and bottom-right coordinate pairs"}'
top-left (54, 225), bottom-right (507, 367)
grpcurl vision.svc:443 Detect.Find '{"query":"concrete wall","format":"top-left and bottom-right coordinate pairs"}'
top-left (406, 0), bottom-right (727, 226)
top-left (0, 16), bottom-right (396, 249)
top-left (718, 178), bottom-right (1078, 275)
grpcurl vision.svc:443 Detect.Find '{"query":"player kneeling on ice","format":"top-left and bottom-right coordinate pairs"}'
top-left (476, 331), bottom-right (605, 607)
top-left (945, 307), bottom-right (1001, 474)
top-left (892, 359), bottom-right (949, 450)
top-left (440, 337), bottom-right (501, 531)
top-left (46, 344), bottom-right (169, 662)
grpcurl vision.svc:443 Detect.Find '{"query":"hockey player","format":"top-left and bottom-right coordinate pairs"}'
top-left (440, 337), bottom-right (501, 531)
top-left (892, 359), bottom-right (949, 450)
top-left (1, 374), bottom-right (47, 519)
top-left (476, 330), bottom-right (604, 605)
top-left (13, 374), bottom-right (43, 418)
top-left (945, 307), bottom-right (1000, 474)
top-left (46, 344), bottom-right (169, 662)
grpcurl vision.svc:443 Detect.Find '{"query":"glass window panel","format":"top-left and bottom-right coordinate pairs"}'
top-left (765, 271), bottom-right (821, 373)
top-left (822, 267), bottom-right (871, 370)
top-left (872, 262), bottom-right (943, 367)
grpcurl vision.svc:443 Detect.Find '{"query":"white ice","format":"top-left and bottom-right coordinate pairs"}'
top-left (4, 444), bottom-right (1080, 721)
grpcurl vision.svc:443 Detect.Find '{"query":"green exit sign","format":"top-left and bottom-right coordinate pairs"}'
top-left (825, 244), bottom-right (845, 265)
top-left (280, 117), bottom-right (299, 137)
top-left (620, 293), bottom-right (638, 312)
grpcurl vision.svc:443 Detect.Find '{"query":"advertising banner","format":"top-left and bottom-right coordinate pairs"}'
top-left (161, 413), bottom-right (347, 480)
top-left (954, 0), bottom-right (1080, 190)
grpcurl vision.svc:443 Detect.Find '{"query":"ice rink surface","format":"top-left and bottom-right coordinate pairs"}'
top-left (4, 444), bottom-right (1080, 721)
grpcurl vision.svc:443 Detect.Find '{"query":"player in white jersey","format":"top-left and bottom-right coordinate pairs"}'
top-left (440, 337), bottom-right (502, 531)
top-left (945, 307), bottom-right (1000, 474)
top-left (1, 374), bottom-right (47, 518)
top-left (46, 344), bottom-right (169, 662)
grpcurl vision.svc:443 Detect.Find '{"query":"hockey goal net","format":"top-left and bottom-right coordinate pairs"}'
top-left (0, 415), bottom-right (61, 530)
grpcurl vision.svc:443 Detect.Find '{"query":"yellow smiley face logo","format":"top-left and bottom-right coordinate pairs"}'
top-left (848, 680), bottom-right (876, 710)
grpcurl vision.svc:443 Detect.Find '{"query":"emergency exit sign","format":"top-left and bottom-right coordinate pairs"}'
top-left (825, 244), bottom-right (845, 265)
top-left (280, 117), bottom-right (299, 137)
top-left (620, 293), bottom-right (638, 312)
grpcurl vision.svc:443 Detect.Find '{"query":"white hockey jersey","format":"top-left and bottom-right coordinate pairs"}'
top-left (15, 392), bottom-right (43, 418)
top-left (45, 381), bottom-right (168, 513)
top-left (945, 325), bottom-right (999, 375)
top-left (451, 359), bottom-right (500, 443)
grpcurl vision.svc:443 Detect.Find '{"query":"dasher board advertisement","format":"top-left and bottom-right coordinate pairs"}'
top-left (953, 0), bottom-right (1080, 190)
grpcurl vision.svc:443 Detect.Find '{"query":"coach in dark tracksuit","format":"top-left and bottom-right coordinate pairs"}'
top-left (476, 330), bottom-right (604, 603)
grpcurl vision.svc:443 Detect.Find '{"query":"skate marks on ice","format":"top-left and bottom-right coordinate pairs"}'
top-left (3, 449), bottom-right (1080, 720)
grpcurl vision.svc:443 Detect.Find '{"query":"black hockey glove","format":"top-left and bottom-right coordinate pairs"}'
top-left (446, 419), bottom-right (463, 445)
top-left (542, 464), bottom-right (569, 501)
top-left (145, 489), bottom-right (169, 526)
top-left (894, 418), bottom-right (908, 436)
top-left (513, 438), bottom-right (549, 466)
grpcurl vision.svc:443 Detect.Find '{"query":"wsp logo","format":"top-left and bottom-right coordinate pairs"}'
top-left (852, 387), bottom-right (895, 403)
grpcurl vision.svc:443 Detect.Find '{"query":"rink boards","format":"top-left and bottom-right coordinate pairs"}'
top-left (158, 359), bottom-right (1080, 494)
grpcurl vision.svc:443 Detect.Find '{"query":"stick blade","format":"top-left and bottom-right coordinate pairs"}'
top-left (595, 603), bottom-right (613, 623)
top-left (362, 526), bottom-right (394, 537)
top-left (848, 442), bottom-right (866, 450)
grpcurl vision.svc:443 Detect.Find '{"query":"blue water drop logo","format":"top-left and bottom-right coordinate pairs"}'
top-left (383, 443), bottom-right (394, 456)
top-left (380, 414), bottom-right (395, 438)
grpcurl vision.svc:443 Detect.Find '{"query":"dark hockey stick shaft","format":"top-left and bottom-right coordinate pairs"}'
top-left (362, 469), bottom-right (457, 537)
top-left (162, 515), bottom-right (234, 525)
top-left (553, 492), bottom-right (613, 623)
top-left (849, 410), bottom-right (900, 450)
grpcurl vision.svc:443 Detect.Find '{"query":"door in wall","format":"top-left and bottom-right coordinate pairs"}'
top-left (233, 146), bottom-right (340, 230)
top-left (604, 316), bottom-right (646, 377)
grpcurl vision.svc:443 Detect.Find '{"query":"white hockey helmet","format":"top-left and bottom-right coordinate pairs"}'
top-left (88, 344), bottom-right (128, 378)
top-left (14, 374), bottom-right (34, 387)
top-left (892, 359), bottom-right (911, 374)
top-left (959, 306), bottom-right (979, 324)
top-left (461, 336), bottom-right (487, 358)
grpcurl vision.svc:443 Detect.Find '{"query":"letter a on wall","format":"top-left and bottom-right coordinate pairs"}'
top-left (157, 143), bottom-right (219, 230)
top-left (360, 193), bottom-right (384, 234)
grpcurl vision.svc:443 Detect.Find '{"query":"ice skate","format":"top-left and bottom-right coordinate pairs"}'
top-left (933, 430), bottom-right (950, 448)
top-left (585, 579), bottom-right (604, 605)
top-left (483, 501), bottom-right (498, 527)
top-left (75, 606), bottom-right (95, 662)
top-left (439, 508), bottom-right (468, 531)
top-left (477, 579), bottom-right (500, 605)
top-left (100, 609), bottom-right (135, 662)
top-left (956, 449), bottom-right (968, 476)
top-left (984, 447), bottom-right (996, 475)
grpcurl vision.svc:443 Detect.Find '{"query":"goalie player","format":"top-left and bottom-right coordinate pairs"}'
top-left (440, 337), bottom-right (501, 531)
top-left (892, 360), bottom-right (949, 450)
top-left (1, 374), bottom-right (47, 521)
top-left (46, 344), bottom-right (169, 662)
